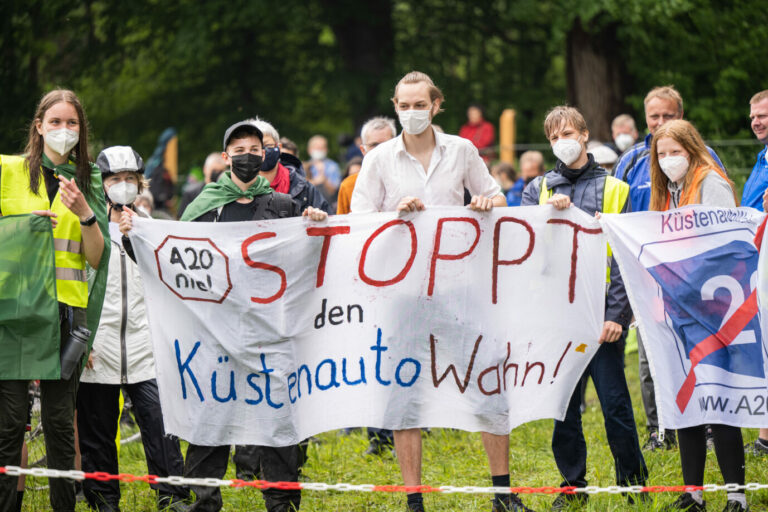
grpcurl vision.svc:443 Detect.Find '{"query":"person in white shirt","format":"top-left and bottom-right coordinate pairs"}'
top-left (351, 71), bottom-right (529, 512)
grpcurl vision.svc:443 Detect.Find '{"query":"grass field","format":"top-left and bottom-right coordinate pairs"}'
top-left (18, 351), bottom-right (768, 511)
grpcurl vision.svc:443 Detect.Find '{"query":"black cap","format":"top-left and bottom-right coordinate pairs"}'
top-left (222, 121), bottom-right (263, 151)
top-left (97, 146), bottom-right (145, 177)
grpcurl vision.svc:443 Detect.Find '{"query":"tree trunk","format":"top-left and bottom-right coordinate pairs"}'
top-left (320, 0), bottom-right (395, 130)
top-left (566, 17), bottom-right (628, 142)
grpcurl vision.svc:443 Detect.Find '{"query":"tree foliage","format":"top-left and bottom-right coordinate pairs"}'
top-left (1, 0), bottom-right (765, 174)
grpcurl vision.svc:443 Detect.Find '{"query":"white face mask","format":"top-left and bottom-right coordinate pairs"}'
top-left (614, 133), bottom-right (635, 152)
top-left (309, 150), bottom-right (327, 161)
top-left (107, 181), bottom-right (139, 206)
top-left (659, 155), bottom-right (689, 183)
top-left (552, 137), bottom-right (583, 166)
top-left (45, 128), bottom-right (79, 156)
top-left (398, 108), bottom-right (432, 135)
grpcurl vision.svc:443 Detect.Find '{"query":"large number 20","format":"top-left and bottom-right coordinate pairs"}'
top-left (700, 272), bottom-right (757, 346)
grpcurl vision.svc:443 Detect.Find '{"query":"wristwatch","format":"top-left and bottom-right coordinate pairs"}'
top-left (80, 213), bottom-right (97, 226)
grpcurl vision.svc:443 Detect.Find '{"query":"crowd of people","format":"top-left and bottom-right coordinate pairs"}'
top-left (0, 72), bottom-right (767, 512)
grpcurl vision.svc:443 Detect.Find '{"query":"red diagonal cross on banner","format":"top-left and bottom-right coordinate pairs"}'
top-left (676, 289), bottom-right (759, 413)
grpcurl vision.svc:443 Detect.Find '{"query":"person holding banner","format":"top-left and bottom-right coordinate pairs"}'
top-left (647, 119), bottom-right (748, 512)
top-left (76, 146), bottom-right (190, 512)
top-left (0, 89), bottom-right (110, 512)
top-left (122, 120), bottom-right (327, 512)
top-left (350, 71), bottom-right (520, 512)
top-left (522, 106), bottom-right (647, 511)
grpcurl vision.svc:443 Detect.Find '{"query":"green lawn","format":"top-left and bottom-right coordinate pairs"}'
top-left (19, 351), bottom-right (768, 511)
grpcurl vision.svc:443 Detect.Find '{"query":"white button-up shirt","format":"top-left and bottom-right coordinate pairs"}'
top-left (350, 127), bottom-right (501, 213)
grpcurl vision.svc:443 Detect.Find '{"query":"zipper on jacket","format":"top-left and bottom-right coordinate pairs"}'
top-left (119, 244), bottom-right (128, 385)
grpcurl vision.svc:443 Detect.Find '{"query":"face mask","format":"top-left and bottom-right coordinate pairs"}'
top-left (310, 150), bottom-right (327, 161)
top-left (45, 128), bottom-right (79, 156)
top-left (659, 155), bottom-right (689, 183)
top-left (229, 153), bottom-right (263, 182)
top-left (398, 108), bottom-right (432, 135)
top-left (614, 133), bottom-right (635, 152)
top-left (107, 180), bottom-right (139, 206)
top-left (552, 137), bottom-right (583, 166)
top-left (210, 170), bottom-right (223, 183)
top-left (262, 146), bottom-right (281, 171)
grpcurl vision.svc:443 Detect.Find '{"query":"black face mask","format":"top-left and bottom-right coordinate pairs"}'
top-left (229, 153), bottom-right (263, 182)
top-left (261, 146), bottom-right (281, 171)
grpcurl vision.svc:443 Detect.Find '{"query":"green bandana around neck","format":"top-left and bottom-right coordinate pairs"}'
top-left (180, 171), bottom-right (273, 221)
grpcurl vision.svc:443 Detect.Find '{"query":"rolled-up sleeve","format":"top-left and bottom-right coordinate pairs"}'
top-left (463, 142), bottom-right (501, 198)
top-left (350, 154), bottom-right (383, 213)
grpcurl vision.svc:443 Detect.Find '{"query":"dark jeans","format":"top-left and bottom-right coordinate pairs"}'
top-left (0, 373), bottom-right (80, 512)
top-left (76, 380), bottom-right (189, 510)
top-left (186, 443), bottom-right (303, 512)
top-left (552, 333), bottom-right (647, 488)
top-left (637, 330), bottom-right (659, 431)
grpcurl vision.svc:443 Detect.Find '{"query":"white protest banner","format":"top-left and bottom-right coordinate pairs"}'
top-left (601, 207), bottom-right (768, 430)
top-left (129, 206), bottom-right (606, 447)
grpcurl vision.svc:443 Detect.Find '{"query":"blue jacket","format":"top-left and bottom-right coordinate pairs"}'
top-left (741, 146), bottom-right (768, 211)
top-left (506, 178), bottom-right (525, 206)
top-left (613, 133), bottom-right (725, 212)
top-left (522, 155), bottom-right (633, 328)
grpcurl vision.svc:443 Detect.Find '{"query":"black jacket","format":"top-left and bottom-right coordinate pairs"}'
top-left (280, 153), bottom-right (330, 214)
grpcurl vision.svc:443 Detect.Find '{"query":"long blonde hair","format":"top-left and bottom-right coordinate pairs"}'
top-left (649, 120), bottom-right (735, 211)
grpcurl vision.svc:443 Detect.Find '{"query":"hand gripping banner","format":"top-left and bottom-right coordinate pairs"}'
top-left (601, 207), bottom-right (768, 430)
top-left (129, 206), bottom-right (606, 446)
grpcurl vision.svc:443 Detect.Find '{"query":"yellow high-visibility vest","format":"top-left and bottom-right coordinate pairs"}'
top-left (538, 175), bottom-right (629, 284)
top-left (0, 154), bottom-right (88, 308)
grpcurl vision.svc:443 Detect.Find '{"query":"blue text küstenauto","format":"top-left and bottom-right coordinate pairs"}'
top-left (661, 208), bottom-right (751, 234)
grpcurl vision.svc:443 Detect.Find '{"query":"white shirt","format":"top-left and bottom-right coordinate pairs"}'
top-left (350, 127), bottom-right (501, 213)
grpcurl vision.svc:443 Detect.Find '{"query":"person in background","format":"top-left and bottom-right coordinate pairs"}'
top-left (647, 120), bottom-right (747, 512)
top-left (77, 146), bottom-right (189, 512)
top-left (336, 116), bottom-right (396, 215)
top-left (306, 135), bottom-right (341, 205)
top-left (177, 153), bottom-right (226, 218)
top-left (522, 105), bottom-right (646, 512)
top-left (344, 157), bottom-right (362, 181)
top-left (134, 190), bottom-right (154, 217)
top-left (459, 103), bottom-right (496, 163)
top-left (280, 137), bottom-right (299, 158)
top-left (741, 90), bottom-right (768, 212)
top-left (588, 141), bottom-right (619, 173)
top-left (0, 89), bottom-right (110, 512)
top-left (490, 161), bottom-right (517, 205)
top-left (506, 150), bottom-right (545, 206)
top-left (608, 114), bottom-right (639, 156)
top-left (351, 71), bottom-right (521, 512)
top-left (250, 117), bottom-right (329, 214)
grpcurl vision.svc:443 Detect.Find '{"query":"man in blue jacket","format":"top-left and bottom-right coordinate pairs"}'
top-left (741, 90), bottom-right (768, 211)
top-left (523, 106), bottom-right (646, 511)
top-left (613, 86), bottom-right (725, 452)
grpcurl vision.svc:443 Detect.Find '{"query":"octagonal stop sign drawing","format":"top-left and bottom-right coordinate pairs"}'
top-left (154, 236), bottom-right (232, 303)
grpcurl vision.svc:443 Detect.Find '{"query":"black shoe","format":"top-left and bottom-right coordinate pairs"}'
top-left (722, 500), bottom-right (749, 512)
top-left (364, 439), bottom-right (394, 456)
top-left (744, 439), bottom-right (768, 456)
top-left (492, 493), bottom-right (537, 511)
top-left (664, 429), bottom-right (678, 449)
top-left (550, 493), bottom-right (587, 511)
top-left (643, 431), bottom-right (664, 451)
top-left (158, 495), bottom-right (191, 512)
top-left (662, 493), bottom-right (706, 511)
top-left (406, 503), bottom-right (425, 512)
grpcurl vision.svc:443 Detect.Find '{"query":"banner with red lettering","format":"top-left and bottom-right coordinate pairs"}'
top-left (129, 206), bottom-right (606, 446)
top-left (601, 207), bottom-right (768, 430)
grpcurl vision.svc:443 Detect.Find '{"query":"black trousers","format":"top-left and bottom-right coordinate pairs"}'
top-left (185, 443), bottom-right (303, 511)
top-left (76, 380), bottom-right (188, 510)
top-left (678, 424), bottom-right (744, 487)
top-left (0, 305), bottom-right (84, 512)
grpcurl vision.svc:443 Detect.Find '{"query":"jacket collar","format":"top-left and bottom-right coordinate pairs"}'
top-left (394, 126), bottom-right (446, 157)
top-left (545, 154), bottom-right (603, 188)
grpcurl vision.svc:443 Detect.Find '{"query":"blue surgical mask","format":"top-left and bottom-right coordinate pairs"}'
top-left (261, 146), bottom-right (281, 171)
